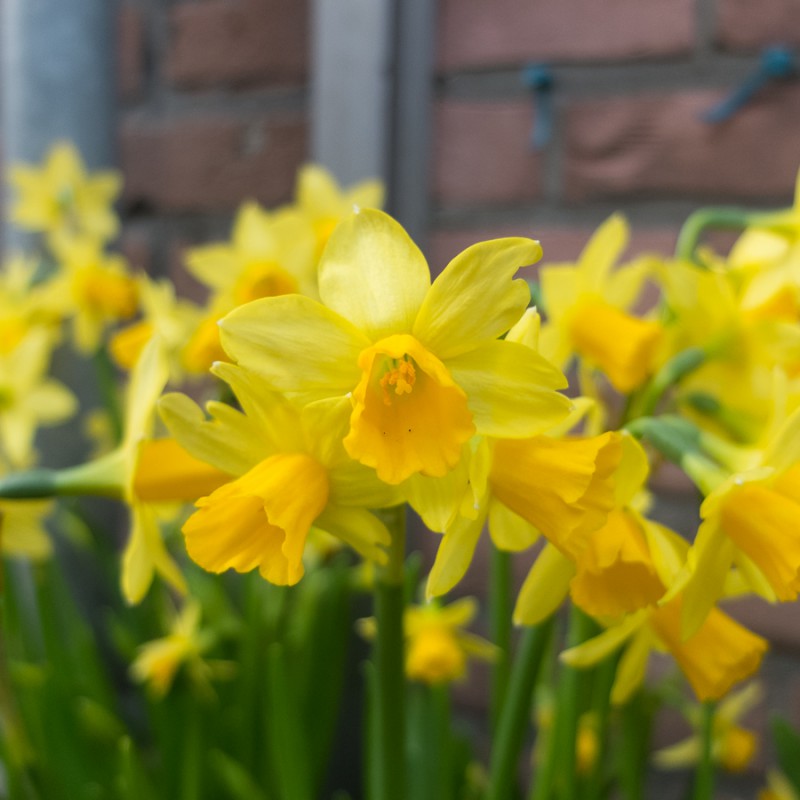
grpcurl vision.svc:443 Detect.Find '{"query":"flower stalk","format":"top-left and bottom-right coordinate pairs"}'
top-left (373, 505), bottom-right (407, 800)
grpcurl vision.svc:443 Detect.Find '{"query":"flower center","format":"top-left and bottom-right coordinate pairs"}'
top-left (345, 334), bottom-right (475, 484)
top-left (379, 356), bottom-right (416, 404)
top-left (234, 261), bottom-right (298, 306)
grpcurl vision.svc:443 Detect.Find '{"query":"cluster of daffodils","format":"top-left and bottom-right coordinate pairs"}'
top-left (4, 141), bottom-right (800, 797)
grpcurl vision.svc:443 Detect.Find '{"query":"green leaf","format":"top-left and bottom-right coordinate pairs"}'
top-left (771, 716), bottom-right (800, 794)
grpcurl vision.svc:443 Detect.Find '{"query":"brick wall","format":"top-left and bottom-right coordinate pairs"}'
top-left (430, 0), bottom-right (800, 272)
top-left (117, 0), bottom-right (310, 289)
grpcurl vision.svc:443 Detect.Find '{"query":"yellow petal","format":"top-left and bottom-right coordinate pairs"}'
top-left (650, 597), bottom-right (767, 702)
top-left (413, 238), bottom-right (538, 359)
top-left (345, 334), bottom-right (475, 484)
top-left (490, 432), bottom-right (621, 559)
top-left (123, 336), bottom-right (170, 452)
top-left (447, 341), bottom-right (571, 438)
top-left (577, 214), bottom-right (629, 294)
top-left (681, 521), bottom-right (735, 639)
top-left (426, 511), bottom-right (486, 599)
top-left (513, 543), bottom-right (574, 626)
top-left (569, 301), bottom-right (662, 393)
top-left (122, 503), bottom-right (187, 604)
top-left (560, 610), bottom-right (649, 668)
top-left (133, 438), bottom-right (231, 502)
top-left (158, 392), bottom-right (264, 476)
top-left (219, 294), bottom-right (368, 403)
top-left (610, 629), bottom-right (653, 706)
top-left (318, 209), bottom-right (430, 340)
top-left (719, 482), bottom-right (800, 602)
top-left (183, 453), bottom-right (329, 586)
top-left (488, 498), bottom-right (540, 552)
top-left (571, 510), bottom-right (665, 618)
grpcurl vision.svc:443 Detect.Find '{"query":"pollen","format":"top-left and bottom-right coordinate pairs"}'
top-left (379, 357), bottom-right (416, 405)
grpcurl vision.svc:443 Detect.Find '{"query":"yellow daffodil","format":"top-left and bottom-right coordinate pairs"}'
top-left (109, 275), bottom-right (202, 380)
top-left (45, 236), bottom-right (138, 354)
top-left (653, 683), bottom-right (761, 774)
top-left (660, 259), bottom-right (800, 443)
top-left (0, 328), bottom-right (76, 468)
top-left (46, 337), bottom-right (230, 603)
top-left (8, 141), bottom-right (121, 247)
top-left (561, 594), bottom-right (767, 704)
top-left (293, 164), bottom-right (384, 259)
top-left (513, 433), bottom-right (673, 624)
top-left (130, 599), bottom-right (212, 697)
top-left (404, 598), bottom-right (496, 685)
top-left (186, 201), bottom-right (317, 308)
top-left (158, 361), bottom-right (403, 586)
top-left (359, 597), bottom-right (496, 685)
top-left (679, 404), bottom-right (800, 637)
top-left (220, 209), bottom-right (571, 485)
top-left (538, 214), bottom-right (662, 394)
top-left (0, 256), bottom-right (63, 355)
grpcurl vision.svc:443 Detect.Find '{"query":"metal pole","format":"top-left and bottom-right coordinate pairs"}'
top-left (1, 0), bottom-right (117, 250)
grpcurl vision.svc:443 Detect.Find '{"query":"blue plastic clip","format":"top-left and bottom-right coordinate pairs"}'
top-left (522, 63), bottom-right (555, 150)
top-left (702, 45), bottom-right (797, 124)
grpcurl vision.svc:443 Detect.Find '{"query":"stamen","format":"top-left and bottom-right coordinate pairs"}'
top-left (379, 357), bottom-right (416, 405)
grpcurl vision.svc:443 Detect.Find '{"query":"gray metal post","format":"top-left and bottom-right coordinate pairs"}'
top-left (310, 0), bottom-right (394, 189)
top-left (1, 0), bottom-right (117, 250)
top-left (388, 0), bottom-right (436, 247)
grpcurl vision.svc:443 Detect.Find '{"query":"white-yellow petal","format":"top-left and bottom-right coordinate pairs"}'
top-left (413, 238), bottom-right (538, 359)
top-left (318, 209), bottom-right (430, 340)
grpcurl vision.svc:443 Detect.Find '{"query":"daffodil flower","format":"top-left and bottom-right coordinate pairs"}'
top-left (109, 274), bottom-right (202, 380)
top-left (186, 201), bottom-right (317, 307)
top-left (539, 214), bottom-right (662, 394)
top-left (0, 328), bottom-right (76, 468)
top-left (513, 434), bottom-right (675, 624)
top-left (653, 683), bottom-right (761, 774)
top-left (679, 404), bottom-right (800, 637)
top-left (561, 594), bottom-right (767, 704)
top-left (359, 597), bottom-right (496, 685)
top-left (44, 236), bottom-right (138, 354)
top-left (219, 209), bottom-right (571, 485)
top-left (7, 142), bottom-right (121, 247)
top-left (159, 362), bottom-right (403, 586)
top-left (294, 164), bottom-right (384, 258)
top-left (130, 599), bottom-right (213, 697)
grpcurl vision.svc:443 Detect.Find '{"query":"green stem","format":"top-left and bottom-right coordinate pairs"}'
top-left (674, 207), bottom-right (764, 264)
top-left (627, 347), bottom-right (707, 420)
top-left (487, 617), bottom-right (554, 800)
top-left (581, 654), bottom-right (620, 800)
top-left (618, 691), bottom-right (656, 800)
top-left (373, 506), bottom-right (407, 800)
top-left (0, 562), bottom-right (40, 798)
top-left (692, 702), bottom-right (716, 800)
top-left (490, 547), bottom-right (513, 733)
top-left (532, 606), bottom-right (596, 800)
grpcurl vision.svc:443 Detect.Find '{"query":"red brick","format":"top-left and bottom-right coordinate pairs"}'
top-left (119, 226), bottom-right (153, 274)
top-left (716, 0), bottom-right (800, 50)
top-left (434, 101), bottom-right (542, 208)
top-left (430, 225), bottom-right (678, 275)
top-left (438, 0), bottom-right (694, 71)
top-left (121, 114), bottom-right (307, 213)
top-left (167, 0), bottom-right (308, 89)
top-left (565, 88), bottom-right (800, 203)
top-left (118, 5), bottom-right (145, 101)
